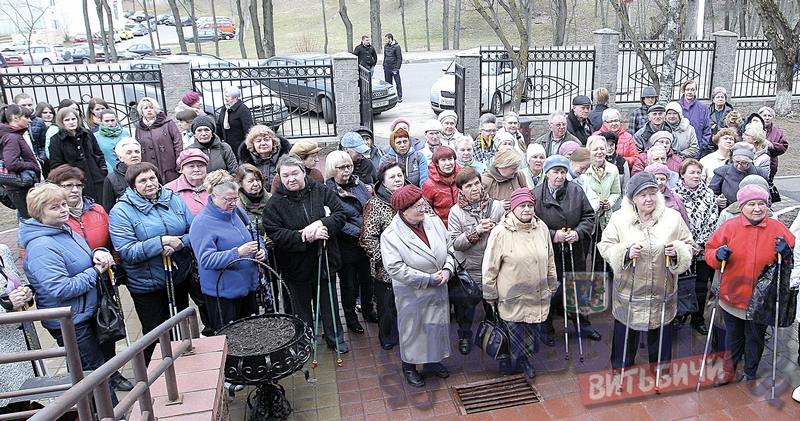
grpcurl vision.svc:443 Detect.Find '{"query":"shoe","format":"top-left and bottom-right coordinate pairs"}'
top-left (586, 331), bottom-right (602, 341)
top-left (111, 376), bottom-right (133, 392)
top-left (381, 342), bottom-right (394, 350)
top-left (499, 359), bottom-right (512, 377)
top-left (692, 323), bottom-right (709, 335)
top-left (546, 334), bottom-right (555, 347)
top-left (364, 311), bottom-right (379, 324)
top-left (792, 385), bottom-right (800, 403)
top-left (402, 367), bottom-right (424, 387)
top-left (713, 371), bottom-right (735, 387)
top-left (459, 338), bottom-right (471, 355)
top-left (224, 382), bottom-right (244, 393)
top-left (398, 98), bottom-right (403, 103)
top-left (347, 322), bottom-right (365, 334)
top-left (327, 340), bottom-right (349, 354)
top-left (516, 358), bottom-right (535, 379)
top-left (424, 362), bottom-right (449, 378)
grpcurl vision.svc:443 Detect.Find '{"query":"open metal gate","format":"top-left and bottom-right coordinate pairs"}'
top-left (358, 64), bottom-right (373, 131)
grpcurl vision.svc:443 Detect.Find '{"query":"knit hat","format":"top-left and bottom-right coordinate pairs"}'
top-left (665, 101), bottom-right (683, 117)
top-left (526, 143), bottom-right (546, 161)
top-left (644, 163), bottom-right (670, 176)
top-left (558, 141), bottom-right (580, 156)
top-left (176, 148), bottom-right (209, 168)
top-left (340, 132), bottom-right (368, 153)
top-left (730, 142), bottom-right (755, 162)
top-left (739, 174), bottom-right (769, 191)
top-left (391, 184), bottom-right (424, 211)
top-left (389, 128), bottom-right (409, 152)
top-left (438, 110), bottom-right (457, 124)
top-left (626, 171), bottom-right (658, 200)
top-left (572, 95), bottom-right (591, 106)
top-left (650, 131), bottom-right (673, 145)
top-left (737, 184), bottom-right (769, 209)
top-left (182, 91), bottom-right (200, 106)
top-left (191, 115), bottom-right (215, 133)
top-left (543, 155), bottom-right (570, 174)
top-left (423, 119), bottom-right (443, 133)
top-left (510, 188), bottom-right (537, 210)
top-left (290, 139), bottom-right (322, 157)
top-left (389, 117), bottom-right (411, 132)
top-left (494, 131), bottom-right (515, 147)
top-left (648, 104), bottom-right (666, 113)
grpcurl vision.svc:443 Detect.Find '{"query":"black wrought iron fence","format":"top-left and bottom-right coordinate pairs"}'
top-left (617, 40), bottom-right (715, 103)
top-left (733, 39), bottom-right (800, 98)
top-left (191, 62), bottom-right (336, 139)
top-left (454, 62), bottom-right (465, 134)
top-left (359, 64), bottom-right (373, 131)
top-left (0, 64), bottom-right (163, 133)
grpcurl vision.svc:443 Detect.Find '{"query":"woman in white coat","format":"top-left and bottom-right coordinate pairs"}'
top-left (381, 184), bottom-right (455, 388)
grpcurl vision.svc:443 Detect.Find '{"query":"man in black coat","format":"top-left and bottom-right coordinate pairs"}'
top-left (353, 35), bottom-right (377, 76)
top-left (383, 33), bottom-right (403, 102)
top-left (216, 86), bottom-right (253, 158)
top-left (566, 95), bottom-right (593, 145)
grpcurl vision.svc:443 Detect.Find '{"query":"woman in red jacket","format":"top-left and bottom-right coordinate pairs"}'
top-left (705, 184), bottom-right (794, 386)
top-left (422, 146), bottom-right (461, 227)
top-left (593, 108), bottom-right (638, 168)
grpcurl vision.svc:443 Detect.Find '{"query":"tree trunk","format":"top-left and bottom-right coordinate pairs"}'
top-left (189, 0), bottom-right (200, 51)
top-left (150, 0), bottom-right (162, 50)
top-left (752, 0), bottom-right (799, 115)
top-left (84, 0), bottom-right (95, 63)
top-left (102, 0), bottom-right (117, 61)
top-left (443, 0), bottom-right (449, 50)
top-left (166, 0), bottom-right (188, 53)
top-left (250, 0), bottom-right (265, 58)
top-left (608, 0), bottom-right (661, 92)
top-left (370, 0), bottom-right (381, 54)
top-left (95, 0), bottom-right (109, 62)
top-left (424, 0), bottom-right (431, 51)
top-left (453, 0), bottom-right (461, 49)
top-left (236, 0), bottom-right (247, 58)
top-left (659, 0), bottom-right (685, 104)
top-left (339, 0), bottom-right (353, 52)
top-left (210, 0), bottom-right (220, 56)
top-left (401, 0), bottom-right (408, 52)
top-left (321, 0), bottom-right (328, 53)
top-left (262, 0), bottom-right (275, 57)
top-left (684, 0), bottom-right (698, 39)
top-left (740, 0), bottom-right (748, 36)
top-left (552, 0), bottom-right (567, 46)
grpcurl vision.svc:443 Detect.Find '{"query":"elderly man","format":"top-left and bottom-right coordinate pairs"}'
top-left (419, 119), bottom-right (444, 162)
top-left (633, 103), bottom-right (672, 152)
top-left (496, 111), bottom-right (526, 153)
top-left (216, 86), bottom-right (253, 157)
top-left (534, 110), bottom-right (581, 158)
top-left (567, 95), bottom-right (593, 145)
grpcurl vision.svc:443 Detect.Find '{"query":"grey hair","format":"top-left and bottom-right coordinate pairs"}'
top-left (137, 97), bottom-right (161, 114)
top-left (276, 154), bottom-right (306, 174)
top-left (203, 169), bottom-right (237, 195)
top-left (602, 108), bottom-right (621, 122)
top-left (711, 86), bottom-right (728, 99)
top-left (548, 110), bottom-right (567, 125)
top-left (224, 86), bottom-right (242, 99)
top-left (647, 145), bottom-right (667, 161)
top-left (454, 134), bottom-right (474, 148)
top-left (758, 106), bottom-right (775, 118)
top-left (479, 112), bottom-right (496, 127)
top-left (114, 137), bottom-right (141, 156)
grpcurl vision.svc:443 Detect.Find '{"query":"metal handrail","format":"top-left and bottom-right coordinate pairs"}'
top-left (29, 307), bottom-right (199, 421)
top-left (0, 307), bottom-right (91, 421)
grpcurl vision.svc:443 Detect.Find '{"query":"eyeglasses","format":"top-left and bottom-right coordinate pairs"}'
top-left (335, 164), bottom-right (354, 171)
top-left (732, 160), bottom-right (751, 167)
top-left (410, 203), bottom-right (427, 212)
top-left (605, 119), bottom-right (620, 124)
top-left (218, 195), bottom-right (238, 204)
top-left (481, 128), bottom-right (497, 133)
top-left (59, 183), bottom-right (83, 190)
top-left (550, 122), bottom-right (567, 127)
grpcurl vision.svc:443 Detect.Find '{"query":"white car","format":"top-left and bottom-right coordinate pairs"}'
top-left (20, 45), bottom-right (62, 65)
top-left (429, 60), bottom-right (519, 115)
top-left (4, 39), bottom-right (48, 52)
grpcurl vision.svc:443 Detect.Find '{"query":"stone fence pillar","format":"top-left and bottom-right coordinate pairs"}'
top-left (332, 52), bottom-right (360, 138)
top-left (710, 30), bottom-right (739, 99)
top-left (160, 57), bottom-right (194, 119)
top-left (456, 50), bottom-right (482, 136)
top-left (593, 28), bottom-right (621, 107)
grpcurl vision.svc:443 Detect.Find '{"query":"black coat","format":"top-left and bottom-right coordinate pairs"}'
top-left (216, 100), bottom-right (253, 157)
top-left (352, 157), bottom-right (376, 186)
top-left (49, 126), bottom-right (107, 204)
top-left (238, 135), bottom-right (292, 188)
top-left (566, 110), bottom-right (592, 145)
top-left (102, 161), bottom-right (128, 212)
top-left (383, 40), bottom-right (403, 70)
top-left (353, 43), bottom-right (377, 68)
top-left (263, 177), bottom-right (346, 284)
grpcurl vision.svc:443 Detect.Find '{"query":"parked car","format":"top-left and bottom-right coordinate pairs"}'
top-left (117, 28), bottom-right (134, 40)
top-left (73, 34), bottom-right (99, 43)
top-left (185, 29), bottom-right (235, 43)
top-left (93, 31), bottom-right (122, 43)
top-left (125, 44), bottom-right (170, 56)
top-left (5, 39), bottom-right (48, 52)
top-left (123, 54), bottom-right (289, 130)
top-left (20, 45), bottom-right (63, 65)
top-left (132, 12), bottom-right (155, 22)
top-left (125, 23), bottom-right (149, 36)
top-left (65, 47), bottom-right (93, 64)
top-left (196, 17), bottom-right (235, 34)
top-left (260, 53), bottom-right (398, 124)
top-left (429, 59), bottom-right (520, 115)
top-left (1, 52), bottom-right (24, 67)
top-left (156, 14), bottom-right (172, 24)
top-left (166, 15), bottom-right (195, 26)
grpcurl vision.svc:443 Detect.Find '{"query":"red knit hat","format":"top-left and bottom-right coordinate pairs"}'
top-left (510, 188), bottom-right (536, 210)
top-left (391, 185), bottom-right (424, 211)
top-left (182, 92), bottom-right (200, 106)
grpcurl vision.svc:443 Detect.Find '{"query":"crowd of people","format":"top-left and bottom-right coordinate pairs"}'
top-left (1, 81), bottom-right (800, 410)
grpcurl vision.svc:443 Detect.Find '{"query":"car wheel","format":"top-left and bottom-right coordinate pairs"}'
top-left (81, 58), bottom-right (90, 64)
top-left (522, 79), bottom-right (533, 103)
top-left (41, 58), bottom-right (52, 66)
top-left (490, 92), bottom-right (502, 115)
top-left (321, 97), bottom-right (334, 124)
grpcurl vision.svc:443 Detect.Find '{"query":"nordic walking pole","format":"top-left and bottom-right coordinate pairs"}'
top-left (656, 254), bottom-right (670, 395)
top-left (560, 228), bottom-right (569, 361)
top-left (771, 253), bottom-right (782, 400)
top-left (567, 228), bottom-right (584, 363)
top-left (697, 260), bottom-right (725, 391)
top-left (108, 268), bottom-right (130, 347)
top-left (322, 240), bottom-right (344, 367)
top-left (619, 247), bottom-right (639, 392)
top-left (163, 255), bottom-right (180, 340)
top-left (311, 240), bottom-right (324, 369)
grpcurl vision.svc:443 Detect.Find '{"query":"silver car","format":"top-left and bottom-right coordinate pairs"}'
top-left (20, 45), bottom-right (62, 65)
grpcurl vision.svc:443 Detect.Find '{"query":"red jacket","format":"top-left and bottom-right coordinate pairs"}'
top-left (422, 162), bottom-right (461, 227)
top-left (65, 198), bottom-right (116, 261)
top-left (594, 124), bottom-right (638, 168)
top-left (630, 147), bottom-right (682, 175)
top-left (705, 214), bottom-right (794, 310)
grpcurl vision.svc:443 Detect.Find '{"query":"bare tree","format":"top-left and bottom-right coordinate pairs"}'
top-left (166, 0), bottom-right (188, 53)
top-left (0, 0), bottom-right (51, 64)
top-left (443, 0), bottom-right (449, 50)
top-left (550, 0), bottom-right (567, 46)
top-left (454, 0), bottom-right (461, 49)
top-left (400, 0), bottom-right (408, 52)
top-left (250, 0), bottom-right (265, 58)
top-left (684, 0), bottom-right (698, 39)
top-left (210, 0), bottom-right (220, 56)
top-left (471, 0), bottom-right (530, 112)
top-left (189, 0), bottom-right (200, 52)
top-left (83, 0), bottom-right (95, 63)
top-left (321, 0), bottom-right (328, 53)
top-left (236, 0), bottom-right (247, 58)
top-left (94, 0), bottom-right (117, 62)
top-left (424, 0), bottom-right (431, 51)
top-left (370, 0), bottom-right (381, 53)
top-left (339, 0), bottom-right (354, 52)
top-left (752, 0), bottom-right (800, 114)
top-left (262, 0), bottom-right (275, 57)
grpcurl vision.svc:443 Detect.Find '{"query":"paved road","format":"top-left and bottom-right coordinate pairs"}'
top-left (773, 176), bottom-right (800, 212)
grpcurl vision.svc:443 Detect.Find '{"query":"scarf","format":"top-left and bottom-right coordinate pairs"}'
top-left (242, 189), bottom-right (265, 206)
top-left (400, 212), bottom-right (429, 247)
top-left (135, 186), bottom-right (162, 204)
top-left (98, 123), bottom-right (122, 138)
top-left (436, 167), bottom-right (457, 187)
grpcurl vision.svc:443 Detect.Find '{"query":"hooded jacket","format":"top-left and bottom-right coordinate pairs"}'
top-left (481, 165), bottom-right (527, 203)
top-left (49, 126), bottom-right (106, 203)
top-left (380, 146), bottom-right (428, 187)
top-left (325, 175), bottom-right (371, 263)
top-left (238, 135), bottom-right (292, 188)
top-left (102, 161), bottom-right (128, 213)
top-left (422, 162), bottom-right (461, 227)
top-left (187, 134), bottom-right (238, 175)
top-left (593, 124), bottom-right (638, 168)
top-left (19, 219), bottom-right (99, 330)
top-left (216, 100), bottom-right (253, 156)
top-left (0, 123), bottom-right (40, 190)
top-left (109, 186), bottom-right (194, 294)
top-left (383, 39), bottom-right (403, 70)
top-left (679, 96), bottom-right (711, 158)
top-left (135, 112), bottom-right (183, 184)
top-left (597, 194), bottom-right (694, 330)
top-left (665, 103), bottom-right (700, 160)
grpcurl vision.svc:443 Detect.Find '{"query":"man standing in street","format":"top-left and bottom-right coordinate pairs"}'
top-left (353, 35), bottom-right (377, 76)
top-left (383, 33), bottom-right (403, 102)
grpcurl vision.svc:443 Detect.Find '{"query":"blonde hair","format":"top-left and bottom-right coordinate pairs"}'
top-left (136, 97), bottom-right (161, 115)
top-left (26, 183), bottom-right (66, 222)
top-left (244, 125), bottom-right (278, 156)
top-left (492, 147), bottom-right (523, 169)
top-left (324, 150), bottom-right (353, 180)
top-left (743, 123), bottom-right (767, 150)
top-left (203, 169), bottom-right (237, 195)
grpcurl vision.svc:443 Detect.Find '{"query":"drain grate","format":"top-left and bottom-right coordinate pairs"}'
top-left (451, 374), bottom-right (542, 415)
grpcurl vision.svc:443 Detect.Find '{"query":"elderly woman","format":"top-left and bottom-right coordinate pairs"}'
top-left (94, 109), bottom-right (131, 172)
top-left (109, 162), bottom-right (194, 364)
top-left (483, 188), bottom-right (557, 377)
top-left (164, 149), bottom-right (210, 216)
top-left (601, 132), bottom-right (630, 200)
top-left (709, 142), bottom-right (768, 208)
top-left (186, 115), bottom-right (238, 175)
top-left (236, 164), bottom-right (272, 238)
top-left (134, 97), bottom-right (183, 184)
top-left (324, 150), bottom-right (376, 334)
top-left (422, 146), bottom-right (461, 226)
top-left (216, 86), bottom-right (253, 156)
top-left (263, 154), bottom-right (349, 353)
top-left (0, 104), bottom-right (40, 218)
top-left (19, 184), bottom-right (118, 402)
top-left (759, 106), bottom-right (788, 181)
top-left (439, 110), bottom-right (462, 146)
top-left (482, 148), bottom-right (526, 210)
top-left (533, 155), bottom-right (601, 345)
top-left (665, 102), bottom-right (700, 160)
top-left (593, 108), bottom-right (638, 168)
top-left (189, 170), bottom-right (264, 333)
top-left (598, 172), bottom-right (694, 375)
top-left (716, 175), bottom-right (772, 227)
top-left (679, 80), bottom-right (711, 158)
top-left (585, 135), bottom-right (621, 229)
top-left (631, 131), bottom-right (682, 175)
top-left (454, 135), bottom-right (486, 174)
top-left (175, 91), bottom-right (205, 116)
top-left (49, 107), bottom-right (107, 204)
top-left (708, 87), bottom-right (733, 138)
top-left (673, 159), bottom-right (719, 334)
top-left (699, 128), bottom-right (736, 184)
top-left (380, 184), bottom-right (454, 388)
top-left (102, 138), bottom-right (141, 212)
top-left (644, 163), bottom-right (689, 227)
top-left (268, 139), bottom-right (325, 193)
top-left (380, 128), bottom-right (428, 187)
top-left (239, 125), bottom-right (292, 188)
top-left (705, 184), bottom-right (794, 385)
top-left (448, 166), bottom-right (505, 355)
top-left (521, 143), bottom-right (546, 188)
top-left (741, 123), bottom-right (770, 174)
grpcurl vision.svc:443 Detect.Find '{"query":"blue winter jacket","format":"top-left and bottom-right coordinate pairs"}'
top-left (379, 146), bottom-right (428, 187)
top-left (109, 187), bottom-right (193, 294)
top-left (19, 219), bottom-right (100, 330)
top-left (189, 197), bottom-right (261, 299)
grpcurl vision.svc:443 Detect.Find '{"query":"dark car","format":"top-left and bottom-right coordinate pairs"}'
top-left (260, 53), bottom-right (398, 124)
top-left (185, 29), bottom-right (235, 43)
top-left (165, 15), bottom-right (194, 26)
top-left (155, 14), bottom-right (171, 24)
top-left (125, 44), bottom-right (171, 56)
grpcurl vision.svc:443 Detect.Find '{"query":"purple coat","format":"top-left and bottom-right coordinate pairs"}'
top-left (765, 124), bottom-right (788, 180)
top-left (679, 96), bottom-right (711, 159)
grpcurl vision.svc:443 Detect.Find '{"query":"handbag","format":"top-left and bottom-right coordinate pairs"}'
top-left (474, 302), bottom-right (510, 360)
top-left (676, 261), bottom-right (699, 318)
top-left (0, 137), bottom-right (37, 189)
top-left (95, 276), bottom-right (127, 344)
top-left (769, 182), bottom-right (781, 203)
top-left (747, 254), bottom-right (798, 327)
top-left (447, 252), bottom-right (482, 307)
